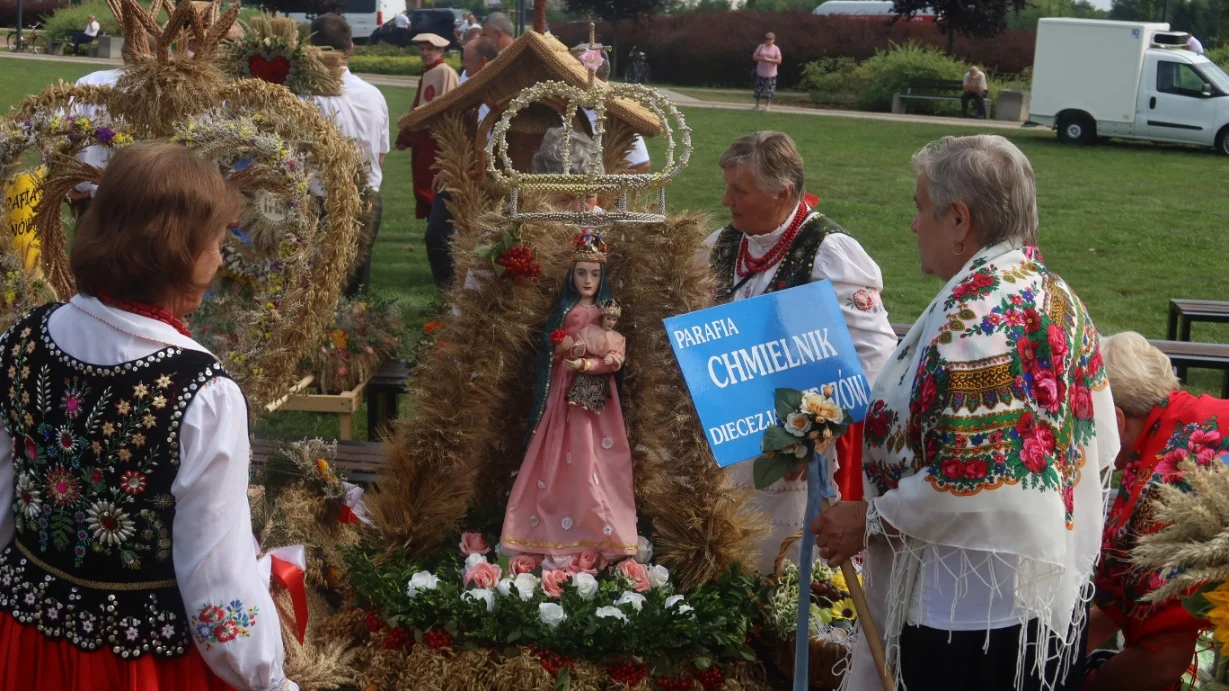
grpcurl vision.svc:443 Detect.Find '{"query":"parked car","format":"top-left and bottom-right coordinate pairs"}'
top-left (283, 0), bottom-right (405, 42)
top-left (1030, 18), bottom-right (1229, 155)
top-left (369, 8), bottom-right (464, 49)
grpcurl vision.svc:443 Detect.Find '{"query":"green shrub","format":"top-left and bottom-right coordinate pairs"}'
top-left (352, 43), bottom-right (417, 57)
top-left (857, 41), bottom-right (966, 113)
top-left (42, 1), bottom-right (120, 41)
top-left (1209, 45), bottom-right (1229, 72)
top-left (347, 54), bottom-right (461, 76)
top-left (800, 56), bottom-right (865, 106)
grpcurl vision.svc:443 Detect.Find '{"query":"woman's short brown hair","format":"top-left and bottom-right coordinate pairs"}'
top-left (71, 142), bottom-right (243, 304)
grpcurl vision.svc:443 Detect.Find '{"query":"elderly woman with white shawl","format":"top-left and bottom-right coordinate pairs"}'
top-left (813, 135), bottom-right (1119, 691)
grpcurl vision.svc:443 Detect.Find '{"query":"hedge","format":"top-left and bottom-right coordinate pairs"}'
top-left (553, 10), bottom-right (1036, 88)
top-left (347, 54), bottom-right (462, 76)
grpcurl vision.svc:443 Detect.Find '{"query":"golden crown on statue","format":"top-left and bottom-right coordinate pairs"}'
top-left (485, 24), bottom-right (693, 227)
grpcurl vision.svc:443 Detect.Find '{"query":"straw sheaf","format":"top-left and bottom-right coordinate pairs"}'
top-left (1132, 460), bottom-right (1229, 602)
top-left (261, 483), bottom-right (363, 591)
top-left (398, 31), bottom-right (662, 139)
top-left (274, 588), bottom-right (359, 690)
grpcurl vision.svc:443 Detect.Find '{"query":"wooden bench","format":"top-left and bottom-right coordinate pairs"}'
top-left (1167, 299), bottom-right (1229, 379)
top-left (1151, 340), bottom-right (1229, 398)
top-left (891, 322), bottom-right (910, 341)
top-left (891, 78), bottom-right (992, 117)
top-left (250, 435), bottom-right (387, 485)
top-left (365, 358), bottom-right (413, 438)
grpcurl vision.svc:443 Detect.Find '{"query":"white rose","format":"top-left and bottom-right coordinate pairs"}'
top-left (615, 591), bottom-right (646, 612)
top-left (664, 594), bottom-right (685, 609)
top-left (677, 603), bottom-right (695, 615)
top-left (513, 572), bottom-right (539, 601)
top-left (648, 564), bottom-right (669, 589)
top-left (464, 588), bottom-right (495, 612)
top-left (496, 578), bottom-right (513, 597)
top-left (636, 536), bottom-right (653, 563)
top-left (538, 602), bottom-right (567, 629)
top-left (572, 572), bottom-right (599, 600)
top-left (801, 391), bottom-right (825, 412)
top-left (595, 605), bottom-right (628, 623)
top-left (785, 411), bottom-right (812, 437)
top-left (793, 444), bottom-right (809, 459)
top-left (464, 553), bottom-right (488, 571)
top-left (407, 571), bottom-right (439, 597)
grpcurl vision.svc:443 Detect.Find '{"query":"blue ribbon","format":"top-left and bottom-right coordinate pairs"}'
top-left (794, 450), bottom-right (840, 690)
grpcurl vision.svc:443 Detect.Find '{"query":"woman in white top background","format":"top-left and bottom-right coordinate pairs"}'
top-left (0, 142), bottom-right (296, 691)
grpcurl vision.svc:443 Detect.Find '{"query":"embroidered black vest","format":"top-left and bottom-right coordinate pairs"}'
top-left (710, 214), bottom-right (848, 303)
top-left (0, 304), bottom-right (231, 659)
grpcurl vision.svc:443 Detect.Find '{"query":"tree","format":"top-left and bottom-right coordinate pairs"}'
top-left (893, 0), bottom-right (1030, 53)
top-left (564, 0), bottom-right (671, 22)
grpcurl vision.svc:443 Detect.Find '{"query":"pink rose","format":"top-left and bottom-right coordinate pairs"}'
top-left (1020, 437), bottom-right (1049, 474)
top-left (1033, 370), bottom-right (1063, 413)
top-left (617, 559), bottom-right (651, 593)
top-left (459, 532), bottom-right (490, 556)
top-left (1072, 385), bottom-right (1093, 421)
top-left (1062, 484), bottom-right (1074, 514)
top-left (567, 550), bottom-right (604, 575)
top-left (1046, 324), bottom-right (1069, 364)
top-left (919, 376), bottom-right (937, 410)
top-left (508, 554), bottom-right (541, 575)
top-left (464, 562), bottom-right (501, 589)
top-left (1033, 424), bottom-right (1056, 452)
top-left (541, 569), bottom-right (571, 599)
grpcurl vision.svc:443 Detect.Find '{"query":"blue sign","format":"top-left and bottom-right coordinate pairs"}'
top-left (663, 281), bottom-right (869, 468)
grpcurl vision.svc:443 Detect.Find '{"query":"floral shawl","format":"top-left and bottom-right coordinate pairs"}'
top-left (843, 242), bottom-right (1119, 690)
top-left (1095, 390), bottom-right (1229, 646)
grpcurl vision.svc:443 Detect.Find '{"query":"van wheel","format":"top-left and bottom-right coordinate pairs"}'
top-left (1057, 113), bottom-right (1096, 145)
top-left (1216, 126), bottom-right (1229, 156)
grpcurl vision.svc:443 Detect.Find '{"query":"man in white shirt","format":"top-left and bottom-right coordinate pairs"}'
top-left (961, 65), bottom-right (989, 119)
top-left (394, 9), bottom-right (410, 45)
top-left (1186, 34), bottom-right (1204, 55)
top-left (68, 66), bottom-right (126, 213)
top-left (482, 11), bottom-right (515, 52)
top-left (72, 14), bottom-right (102, 54)
top-left (702, 131), bottom-right (897, 573)
top-left (308, 14), bottom-right (391, 295)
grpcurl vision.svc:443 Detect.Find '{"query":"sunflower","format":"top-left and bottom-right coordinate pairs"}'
top-left (1202, 581), bottom-right (1229, 655)
top-left (830, 569), bottom-right (848, 594)
top-left (829, 597), bottom-right (857, 622)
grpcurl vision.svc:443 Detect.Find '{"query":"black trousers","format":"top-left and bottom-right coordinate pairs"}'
top-left (424, 190), bottom-right (455, 290)
top-left (344, 190), bottom-right (382, 297)
top-left (899, 612), bottom-right (1089, 691)
top-left (962, 91), bottom-right (988, 118)
top-left (72, 32), bottom-right (96, 49)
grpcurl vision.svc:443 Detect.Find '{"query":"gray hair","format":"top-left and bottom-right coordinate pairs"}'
top-left (532, 127), bottom-right (605, 175)
top-left (718, 131), bottom-right (805, 205)
top-left (572, 43), bottom-right (610, 80)
top-left (911, 135), bottom-right (1038, 247)
top-left (1102, 331), bottom-right (1180, 417)
top-left (483, 12), bottom-right (514, 36)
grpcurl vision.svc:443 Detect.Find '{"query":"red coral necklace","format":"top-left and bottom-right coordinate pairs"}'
top-left (97, 290), bottom-right (192, 339)
top-left (735, 203), bottom-right (809, 279)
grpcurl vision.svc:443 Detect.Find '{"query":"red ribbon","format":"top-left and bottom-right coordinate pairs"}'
top-left (804, 193), bottom-right (820, 208)
top-left (338, 504), bottom-right (359, 525)
top-left (270, 555), bottom-right (308, 644)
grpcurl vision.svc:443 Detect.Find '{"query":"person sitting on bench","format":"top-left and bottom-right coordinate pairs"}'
top-left (961, 66), bottom-right (989, 118)
top-left (72, 14), bottom-right (101, 53)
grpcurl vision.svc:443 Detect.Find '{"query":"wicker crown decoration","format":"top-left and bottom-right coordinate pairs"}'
top-left (485, 24), bottom-right (692, 227)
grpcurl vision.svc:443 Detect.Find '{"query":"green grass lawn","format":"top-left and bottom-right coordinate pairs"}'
top-left (4, 57), bottom-right (1228, 439)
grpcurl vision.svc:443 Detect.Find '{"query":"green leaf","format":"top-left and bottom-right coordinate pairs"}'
top-left (507, 629), bottom-right (522, 643)
top-left (555, 666), bottom-right (571, 691)
top-left (473, 245), bottom-right (497, 259)
top-left (775, 388), bottom-right (804, 420)
top-left (762, 425), bottom-right (800, 453)
top-left (694, 656), bottom-right (712, 670)
top-left (1183, 583), bottom-right (1219, 619)
top-left (493, 264), bottom-right (506, 275)
top-left (444, 620), bottom-right (458, 636)
top-left (736, 643), bottom-right (757, 661)
top-left (753, 454), bottom-right (795, 490)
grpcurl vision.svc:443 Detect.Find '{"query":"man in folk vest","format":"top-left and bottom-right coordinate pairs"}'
top-left (703, 131), bottom-right (897, 573)
top-left (402, 32), bottom-right (459, 219)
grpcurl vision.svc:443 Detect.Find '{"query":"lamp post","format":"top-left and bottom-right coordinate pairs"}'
top-left (16, 0), bottom-right (24, 53)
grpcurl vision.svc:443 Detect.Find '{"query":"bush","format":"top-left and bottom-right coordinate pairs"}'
top-left (800, 56), bottom-right (864, 106)
top-left (347, 54), bottom-right (461, 76)
top-left (552, 11), bottom-right (1035, 89)
top-left (857, 41), bottom-right (966, 112)
top-left (1209, 45), bottom-right (1229, 72)
top-left (42, 1), bottom-right (120, 40)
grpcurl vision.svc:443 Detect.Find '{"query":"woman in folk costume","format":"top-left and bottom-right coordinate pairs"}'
top-left (0, 144), bottom-right (295, 691)
top-left (1085, 332), bottom-right (1229, 691)
top-left (702, 131), bottom-right (897, 573)
top-left (813, 135), bottom-right (1118, 691)
top-left (398, 32), bottom-right (459, 219)
top-left (500, 231), bottom-right (638, 561)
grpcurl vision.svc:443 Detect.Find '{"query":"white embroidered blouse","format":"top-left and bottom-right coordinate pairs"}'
top-left (0, 296), bottom-right (296, 691)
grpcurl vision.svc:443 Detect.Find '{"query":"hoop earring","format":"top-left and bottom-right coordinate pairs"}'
top-left (950, 240), bottom-right (966, 255)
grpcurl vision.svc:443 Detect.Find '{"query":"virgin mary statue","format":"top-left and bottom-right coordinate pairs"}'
top-left (500, 230), bottom-right (637, 559)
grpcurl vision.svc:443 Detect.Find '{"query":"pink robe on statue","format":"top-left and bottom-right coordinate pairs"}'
top-left (500, 304), bottom-right (637, 558)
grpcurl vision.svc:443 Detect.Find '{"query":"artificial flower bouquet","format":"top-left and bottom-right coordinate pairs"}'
top-left (753, 387), bottom-right (851, 490)
top-left (347, 531), bottom-right (767, 690)
top-left (304, 295), bottom-right (402, 394)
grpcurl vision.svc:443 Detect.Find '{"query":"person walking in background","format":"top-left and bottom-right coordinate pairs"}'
top-left (752, 32), bottom-right (782, 111)
top-left (961, 65), bottom-right (989, 118)
top-left (394, 9), bottom-right (410, 45)
top-left (399, 32), bottom-right (458, 220)
top-left (482, 12), bottom-right (515, 52)
top-left (307, 14), bottom-right (390, 296)
top-left (71, 14), bottom-right (101, 54)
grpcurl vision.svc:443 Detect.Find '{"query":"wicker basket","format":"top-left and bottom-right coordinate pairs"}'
top-left (768, 532), bottom-right (848, 690)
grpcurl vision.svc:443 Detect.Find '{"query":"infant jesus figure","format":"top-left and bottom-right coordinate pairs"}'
top-left (565, 300), bottom-right (626, 413)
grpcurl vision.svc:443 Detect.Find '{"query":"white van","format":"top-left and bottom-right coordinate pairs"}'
top-left (1030, 18), bottom-right (1229, 155)
top-left (284, 0), bottom-right (404, 42)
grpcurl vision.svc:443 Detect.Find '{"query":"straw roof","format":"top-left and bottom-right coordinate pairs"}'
top-left (397, 30), bottom-right (663, 138)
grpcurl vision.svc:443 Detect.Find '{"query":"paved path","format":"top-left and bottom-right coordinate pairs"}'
top-left (0, 51), bottom-right (1037, 131)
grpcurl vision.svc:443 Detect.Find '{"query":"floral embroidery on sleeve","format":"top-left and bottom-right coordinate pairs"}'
top-left (191, 600), bottom-right (259, 649)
